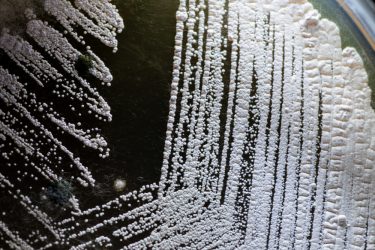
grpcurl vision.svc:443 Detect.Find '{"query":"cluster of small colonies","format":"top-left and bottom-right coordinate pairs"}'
top-left (0, 0), bottom-right (123, 248)
top-left (1, 0), bottom-right (375, 249)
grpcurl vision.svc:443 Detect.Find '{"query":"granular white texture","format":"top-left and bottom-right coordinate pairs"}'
top-left (1, 0), bottom-right (375, 249)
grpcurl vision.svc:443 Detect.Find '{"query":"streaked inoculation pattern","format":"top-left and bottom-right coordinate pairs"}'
top-left (0, 0), bottom-right (124, 248)
top-left (1, 0), bottom-right (375, 249)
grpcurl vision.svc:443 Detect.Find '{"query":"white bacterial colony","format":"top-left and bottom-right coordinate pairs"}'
top-left (1, 0), bottom-right (375, 249)
top-left (0, 0), bottom-right (123, 248)
top-left (44, 0), bottom-right (123, 52)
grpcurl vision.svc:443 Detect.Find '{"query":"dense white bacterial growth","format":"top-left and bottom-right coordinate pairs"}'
top-left (44, 0), bottom-right (122, 52)
top-left (1, 0), bottom-right (375, 249)
top-left (0, 0), bottom-right (122, 247)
